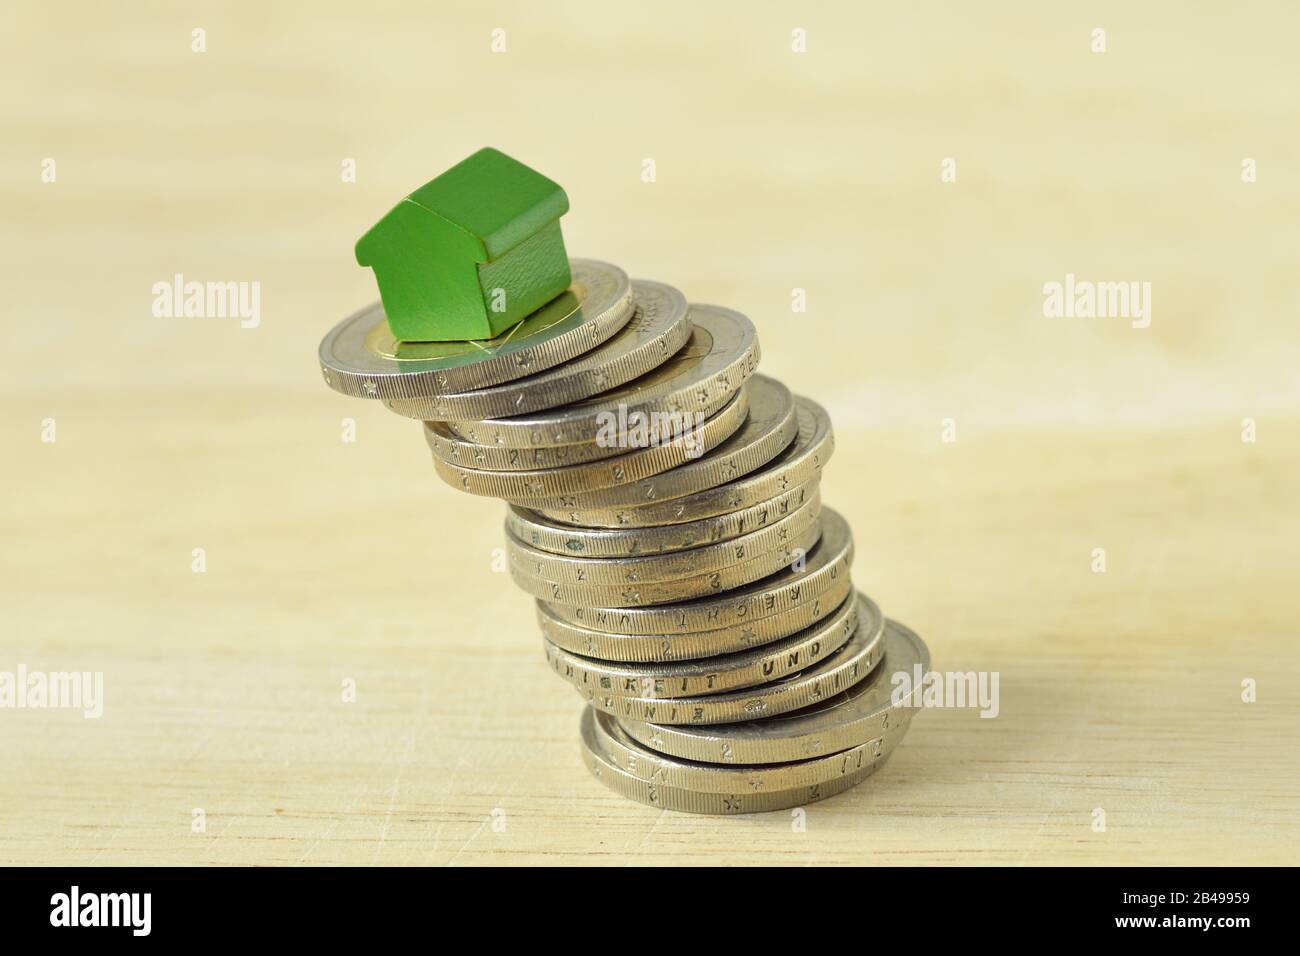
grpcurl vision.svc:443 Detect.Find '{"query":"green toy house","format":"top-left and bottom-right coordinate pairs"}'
top-left (355, 148), bottom-right (571, 342)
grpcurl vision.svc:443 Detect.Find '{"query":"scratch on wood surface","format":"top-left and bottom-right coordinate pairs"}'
top-left (371, 692), bottom-right (425, 865)
top-left (626, 808), bottom-right (668, 863)
top-left (297, 784), bottom-right (371, 865)
top-left (202, 815), bottom-right (245, 863)
top-left (444, 818), bottom-right (489, 867)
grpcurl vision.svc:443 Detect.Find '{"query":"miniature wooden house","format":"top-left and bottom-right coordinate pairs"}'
top-left (355, 147), bottom-right (571, 342)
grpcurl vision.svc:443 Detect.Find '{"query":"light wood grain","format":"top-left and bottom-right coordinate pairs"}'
top-left (2, 0), bottom-right (1298, 865)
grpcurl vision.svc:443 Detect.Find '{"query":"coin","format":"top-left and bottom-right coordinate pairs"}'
top-left (540, 506), bottom-right (853, 636)
top-left (585, 707), bottom-right (895, 794)
top-left (425, 424), bottom-right (630, 472)
top-left (544, 590), bottom-right (865, 698)
top-left (506, 478), bottom-right (820, 557)
top-left (431, 387), bottom-right (749, 500)
top-left (536, 569), bottom-right (853, 663)
top-left (573, 599), bottom-right (884, 725)
top-left (580, 709), bottom-right (899, 814)
top-left (440, 304), bottom-right (759, 448)
top-left (511, 513), bottom-right (821, 607)
top-left (438, 369), bottom-right (789, 477)
top-left (533, 393), bottom-right (831, 528)
top-left (318, 259), bottom-right (633, 400)
top-left (382, 280), bottom-right (691, 421)
top-left (619, 618), bottom-right (930, 764)
top-left (506, 489), bottom-right (820, 585)
top-left (579, 707), bottom-right (904, 811)
top-left (523, 373), bottom-right (798, 513)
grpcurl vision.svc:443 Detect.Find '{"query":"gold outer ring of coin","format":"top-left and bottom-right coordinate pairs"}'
top-left (619, 618), bottom-right (931, 764)
top-left (506, 490), bottom-right (821, 586)
top-left (533, 393), bottom-right (831, 528)
top-left (586, 707), bottom-right (896, 795)
top-left (381, 279), bottom-right (691, 421)
top-left (573, 597), bottom-right (884, 725)
top-left (318, 259), bottom-right (633, 401)
top-left (521, 374), bottom-right (799, 513)
top-left (511, 516), bottom-right (822, 608)
top-left (540, 506), bottom-right (853, 635)
top-left (544, 589), bottom-right (866, 698)
top-left (440, 304), bottom-right (760, 449)
top-left (537, 570), bottom-right (854, 663)
top-left (506, 478), bottom-right (820, 558)
top-left (431, 387), bottom-right (749, 500)
top-left (580, 711), bottom-right (898, 815)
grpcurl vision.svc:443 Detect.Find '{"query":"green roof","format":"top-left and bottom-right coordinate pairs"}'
top-left (403, 147), bottom-right (569, 260)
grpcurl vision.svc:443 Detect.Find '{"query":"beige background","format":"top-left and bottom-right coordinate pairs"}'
top-left (2, 1), bottom-right (1298, 865)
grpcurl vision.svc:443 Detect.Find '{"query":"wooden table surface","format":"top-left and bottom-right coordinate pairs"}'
top-left (3, 1), bottom-right (1298, 866)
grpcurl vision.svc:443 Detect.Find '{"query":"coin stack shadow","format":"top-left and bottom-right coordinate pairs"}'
top-left (320, 260), bottom-right (931, 814)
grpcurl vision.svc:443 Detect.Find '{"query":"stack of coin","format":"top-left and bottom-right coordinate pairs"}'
top-left (319, 259), bottom-right (931, 814)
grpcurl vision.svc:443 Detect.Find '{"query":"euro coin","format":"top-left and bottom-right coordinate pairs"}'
top-left (382, 279), bottom-right (690, 421)
top-left (540, 506), bottom-right (853, 635)
top-left (524, 373), bottom-right (797, 513)
top-left (319, 259), bottom-right (633, 400)
top-left (619, 618), bottom-right (930, 763)
top-left (580, 708), bottom-right (900, 814)
top-left (431, 386), bottom-right (748, 500)
top-left (511, 513), bottom-right (820, 607)
top-left (506, 489), bottom-right (820, 585)
top-left (544, 590), bottom-right (865, 697)
top-left (425, 425), bottom-right (630, 472)
top-left (505, 478), bottom-right (819, 558)
top-left (536, 568), bottom-right (853, 663)
top-left (574, 599), bottom-right (884, 725)
top-left (533, 393), bottom-right (829, 528)
top-left (440, 304), bottom-right (759, 448)
top-left (585, 707), bottom-right (896, 794)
